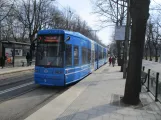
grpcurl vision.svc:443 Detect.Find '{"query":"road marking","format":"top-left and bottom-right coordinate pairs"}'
top-left (0, 82), bottom-right (34, 95)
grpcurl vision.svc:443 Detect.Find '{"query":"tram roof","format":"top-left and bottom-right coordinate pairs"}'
top-left (38, 29), bottom-right (105, 47)
top-left (38, 29), bottom-right (91, 40)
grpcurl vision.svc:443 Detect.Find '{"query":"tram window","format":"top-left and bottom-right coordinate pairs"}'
top-left (99, 50), bottom-right (101, 60)
top-left (82, 47), bottom-right (87, 65)
top-left (95, 51), bottom-right (97, 61)
top-left (102, 52), bottom-right (104, 59)
top-left (74, 46), bottom-right (79, 66)
top-left (88, 49), bottom-right (91, 63)
top-left (82, 48), bottom-right (85, 64)
top-left (85, 48), bottom-right (88, 64)
top-left (66, 44), bottom-right (72, 67)
top-left (104, 52), bottom-right (106, 58)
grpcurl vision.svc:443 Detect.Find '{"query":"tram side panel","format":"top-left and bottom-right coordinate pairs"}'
top-left (65, 34), bottom-right (91, 85)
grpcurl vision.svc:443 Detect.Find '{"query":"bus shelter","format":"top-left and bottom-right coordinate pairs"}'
top-left (0, 41), bottom-right (32, 67)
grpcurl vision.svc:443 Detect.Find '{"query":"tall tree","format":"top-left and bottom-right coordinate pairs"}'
top-left (15, 0), bottom-right (52, 43)
top-left (122, 0), bottom-right (150, 105)
top-left (91, 0), bottom-right (127, 66)
top-left (146, 21), bottom-right (153, 61)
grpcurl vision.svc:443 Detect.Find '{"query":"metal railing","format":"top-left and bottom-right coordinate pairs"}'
top-left (142, 66), bottom-right (161, 102)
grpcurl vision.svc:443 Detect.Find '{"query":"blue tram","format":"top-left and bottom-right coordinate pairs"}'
top-left (34, 29), bottom-right (107, 86)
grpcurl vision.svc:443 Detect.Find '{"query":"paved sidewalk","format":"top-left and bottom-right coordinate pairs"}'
top-left (25, 64), bottom-right (161, 120)
top-left (0, 65), bottom-right (34, 75)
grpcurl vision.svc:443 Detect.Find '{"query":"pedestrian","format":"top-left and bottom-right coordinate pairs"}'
top-left (0, 56), bottom-right (6, 68)
top-left (112, 56), bottom-right (116, 67)
top-left (26, 52), bottom-right (30, 66)
top-left (109, 57), bottom-right (112, 66)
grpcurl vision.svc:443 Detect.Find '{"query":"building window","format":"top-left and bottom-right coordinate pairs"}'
top-left (74, 46), bottom-right (79, 66)
top-left (66, 44), bottom-right (72, 67)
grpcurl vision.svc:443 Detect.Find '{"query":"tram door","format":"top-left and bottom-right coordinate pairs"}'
top-left (91, 42), bottom-right (95, 72)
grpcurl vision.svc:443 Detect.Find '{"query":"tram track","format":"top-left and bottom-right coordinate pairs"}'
top-left (17, 87), bottom-right (68, 120)
top-left (0, 70), bottom-right (73, 120)
top-left (0, 70), bottom-right (33, 87)
top-left (0, 83), bottom-right (70, 120)
top-left (0, 81), bottom-right (40, 104)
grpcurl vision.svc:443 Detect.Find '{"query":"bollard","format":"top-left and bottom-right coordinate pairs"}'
top-left (155, 72), bottom-right (159, 101)
top-left (147, 69), bottom-right (151, 92)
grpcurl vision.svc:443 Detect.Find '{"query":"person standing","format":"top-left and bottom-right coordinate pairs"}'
top-left (26, 52), bottom-right (30, 66)
top-left (109, 57), bottom-right (112, 66)
top-left (112, 56), bottom-right (116, 67)
top-left (1, 56), bottom-right (6, 68)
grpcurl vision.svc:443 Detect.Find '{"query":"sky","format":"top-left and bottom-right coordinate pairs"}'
top-left (55, 0), bottom-right (161, 46)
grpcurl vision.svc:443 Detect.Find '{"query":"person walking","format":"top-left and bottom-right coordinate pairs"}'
top-left (112, 56), bottom-right (116, 67)
top-left (109, 57), bottom-right (112, 66)
top-left (26, 52), bottom-right (30, 66)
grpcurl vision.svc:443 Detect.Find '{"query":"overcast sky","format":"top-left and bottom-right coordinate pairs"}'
top-left (55, 0), bottom-right (161, 45)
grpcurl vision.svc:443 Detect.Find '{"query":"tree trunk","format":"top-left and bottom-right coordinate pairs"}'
top-left (29, 34), bottom-right (35, 61)
top-left (145, 48), bottom-right (148, 60)
top-left (155, 48), bottom-right (158, 62)
top-left (116, 41), bottom-right (121, 66)
top-left (122, 0), bottom-right (150, 105)
top-left (149, 47), bottom-right (152, 61)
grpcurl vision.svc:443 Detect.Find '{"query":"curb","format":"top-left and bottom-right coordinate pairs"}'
top-left (0, 67), bottom-right (34, 75)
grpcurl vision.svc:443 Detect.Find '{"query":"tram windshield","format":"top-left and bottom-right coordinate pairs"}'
top-left (36, 35), bottom-right (64, 67)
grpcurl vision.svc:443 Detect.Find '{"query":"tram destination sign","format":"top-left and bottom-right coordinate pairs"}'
top-left (44, 36), bottom-right (59, 42)
top-left (38, 35), bottom-right (62, 43)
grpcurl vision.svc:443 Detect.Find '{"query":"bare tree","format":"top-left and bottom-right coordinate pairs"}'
top-left (1, 0), bottom-right (104, 46)
top-left (0, 0), bottom-right (15, 41)
top-left (0, 0), bottom-right (15, 22)
top-left (146, 22), bottom-right (153, 61)
top-left (91, 0), bottom-right (127, 66)
top-left (15, 0), bottom-right (52, 43)
top-left (145, 17), bottom-right (161, 62)
top-left (122, 0), bottom-right (150, 105)
top-left (91, 0), bottom-right (127, 27)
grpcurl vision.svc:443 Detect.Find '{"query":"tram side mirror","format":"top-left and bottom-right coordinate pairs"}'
top-left (66, 36), bottom-right (70, 41)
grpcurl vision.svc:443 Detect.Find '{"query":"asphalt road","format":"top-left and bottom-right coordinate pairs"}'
top-left (0, 85), bottom-right (68, 120)
top-left (0, 71), bottom-right (70, 120)
top-left (0, 70), bottom-right (34, 86)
